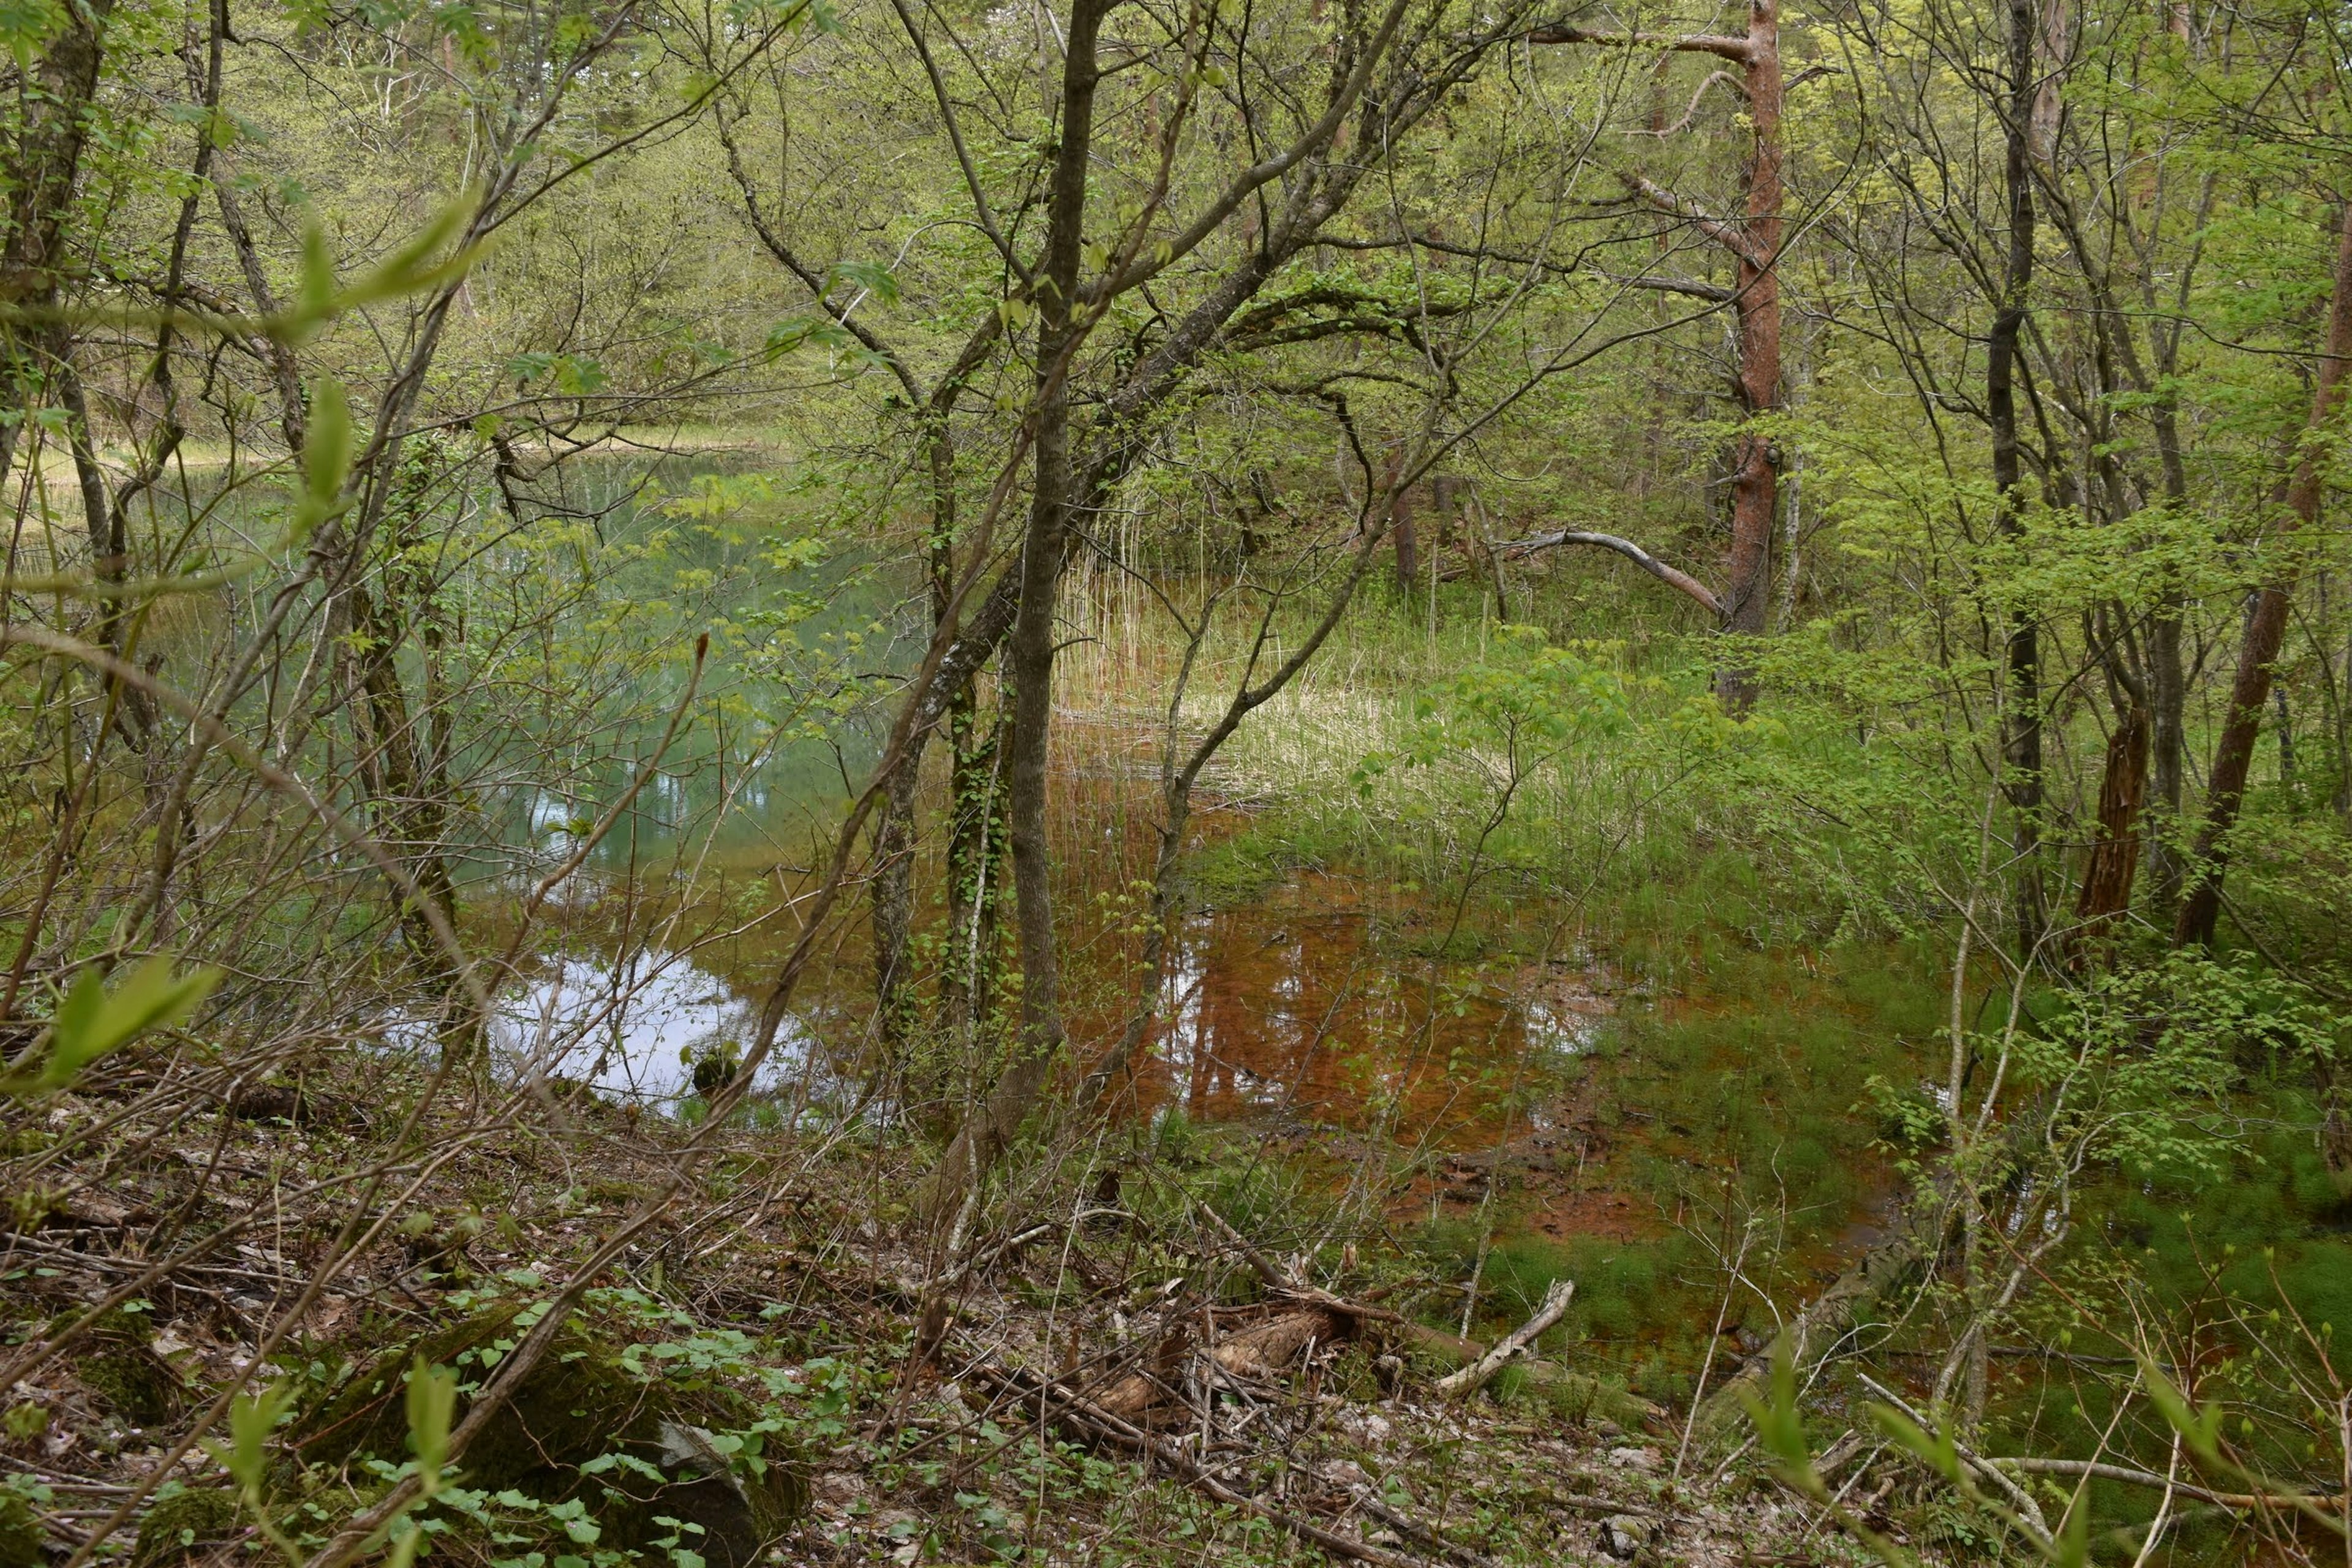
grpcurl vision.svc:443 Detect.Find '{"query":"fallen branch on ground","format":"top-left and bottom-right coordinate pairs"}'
top-left (966, 1355), bottom-right (1446, 1567)
top-left (1435, 1279), bottom-right (1574, 1398)
top-left (1991, 1456), bottom-right (2343, 1512)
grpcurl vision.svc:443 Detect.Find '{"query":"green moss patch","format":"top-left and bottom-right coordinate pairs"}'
top-left (129, 1486), bottom-right (239, 1568)
top-left (294, 1309), bottom-right (804, 1568)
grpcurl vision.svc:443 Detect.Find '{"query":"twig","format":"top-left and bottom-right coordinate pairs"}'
top-left (1857, 1373), bottom-right (2052, 1546)
top-left (968, 1357), bottom-right (1444, 1568)
top-left (1434, 1280), bottom-right (1573, 1397)
top-left (1993, 1456), bottom-right (2342, 1512)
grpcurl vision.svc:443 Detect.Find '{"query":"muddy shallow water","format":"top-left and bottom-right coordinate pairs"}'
top-left (1123, 867), bottom-right (1614, 1139)
top-left (470, 846), bottom-right (1614, 1147)
top-left (473, 710), bottom-right (1619, 1146)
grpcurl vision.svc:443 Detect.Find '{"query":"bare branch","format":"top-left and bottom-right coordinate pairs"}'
top-left (1626, 69), bottom-right (1743, 137)
top-left (1499, 529), bottom-right (1724, 617)
top-left (1630, 175), bottom-right (1758, 263)
top-left (1527, 23), bottom-right (1754, 62)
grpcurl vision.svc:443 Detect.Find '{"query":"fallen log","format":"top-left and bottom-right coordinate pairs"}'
top-left (1694, 1226), bottom-right (1926, 1440)
top-left (1215, 1304), bottom-right (1353, 1380)
top-left (1435, 1280), bottom-right (1573, 1398)
top-left (1390, 1317), bottom-right (1662, 1428)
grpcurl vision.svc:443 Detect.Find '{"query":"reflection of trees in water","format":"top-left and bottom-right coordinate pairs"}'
top-left (1144, 877), bottom-right (1586, 1137)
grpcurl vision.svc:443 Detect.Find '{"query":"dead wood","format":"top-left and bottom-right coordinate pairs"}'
top-left (1434, 1279), bottom-right (1573, 1397)
top-left (965, 1354), bottom-right (1454, 1568)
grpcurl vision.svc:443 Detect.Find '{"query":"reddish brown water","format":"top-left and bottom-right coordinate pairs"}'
top-left (1098, 860), bottom-right (1611, 1145)
top-left (1027, 725), bottom-right (1613, 1148)
top-left (494, 720), bottom-right (1613, 1149)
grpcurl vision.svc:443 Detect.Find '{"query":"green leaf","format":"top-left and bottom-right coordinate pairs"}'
top-left (1738, 1336), bottom-right (1822, 1496)
top-left (2141, 1359), bottom-right (2225, 1464)
top-left (225, 1384), bottom-right (295, 1493)
top-left (298, 224), bottom-right (336, 323)
top-left (1, 957), bottom-right (221, 1096)
top-left (1867, 1401), bottom-right (1964, 1487)
top-left (303, 380), bottom-right (353, 509)
top-left (2052, 1491), bottom-right (2090, 1568)
top-left (407, 1356), bottom-right (458, 1496)
top-left (0, 0), bottom-right (64, 69)
top-left (825, 260), bottom-right (899, 307)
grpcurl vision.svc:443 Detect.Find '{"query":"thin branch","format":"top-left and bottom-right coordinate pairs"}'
top-left (887, 0), bottom-right (1033, 285)
top-left (1527, 23), bottom-right (1754, 62)
top-left (1627, 69), bottom-right (1743, 137)
top-left (1497, 529), bottom-right (1724, 617)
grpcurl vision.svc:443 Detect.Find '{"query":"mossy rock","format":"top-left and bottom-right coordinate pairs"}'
top-left (292, 1307), bottom-right (646, 1480)
top-left (67, 1308), bottom-right (179, 1427)
top-left (0, 1488), bottom-right (40, 1568)
top-left (129, 1486), bottom-right (239, 1568)
top-left (294, 1310), bottom-right (804, 1568)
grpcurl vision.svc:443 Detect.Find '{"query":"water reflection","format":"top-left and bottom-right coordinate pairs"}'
top-left (1130, 870), bottom-right (1613, 1140)
top-left (491, 950), bottom-right (794, 1105)
top-left (382, 948), bottom-right (835, 1113)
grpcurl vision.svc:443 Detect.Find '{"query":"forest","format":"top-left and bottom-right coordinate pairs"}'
top-left (1, 0), bottom-right (2350, 1559)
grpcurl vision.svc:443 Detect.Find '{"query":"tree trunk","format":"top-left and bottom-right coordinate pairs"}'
top-left (2068, 706), bottom-right (2147, 968)
top-left (941, 692), bottom-right (1005, 1045)
top-left (869, 759), bottom-right (920, 1058)
top-left (1392, 477), bottom-right (1419, 596)
top-left (871, 410), bottom-right (964, 1065)
top-left (345, 446), bottom-right (464, 1008)
top-left (0, 0), bottom-right (118, 492)
top-left (1988, 0), bottom-right (2045, 956)
top-left (0, 1), bottom-right (146, 733)
top-left (351, 583), bottom-right (461, 982)
top-left (49, 338), bottom-right (150, 734)
top-left (919, 0), bottom-right (1107, 1223)
top-left (2316, 1047), bottom-right (2352, 1189)
top-left (1713, 0), bottom-right (1784, 709)
top-left (2174, 199), bottom-right (2352, 948)
top-left (1432, 474), bottom-right (1459, 549)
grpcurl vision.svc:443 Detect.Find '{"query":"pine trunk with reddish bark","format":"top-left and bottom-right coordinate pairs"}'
top-left (2068, 706), bottom-right (2148, 968)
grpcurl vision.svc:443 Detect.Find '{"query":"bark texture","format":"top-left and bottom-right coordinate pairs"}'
top-left (1717, 0), bottom-right (1782, 674)
top-left (2174, 200), bottom-right (2352, 947)
top-left (921, 0), bottom-right (1108, 1219)
top-left (2068, 705), bottom-right (2149, 967)
top-left (1988, 0), bottom-right (2045, 951)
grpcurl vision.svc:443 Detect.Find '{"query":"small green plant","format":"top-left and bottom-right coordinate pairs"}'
top-left (0, 957), bottom-right (219, 1097)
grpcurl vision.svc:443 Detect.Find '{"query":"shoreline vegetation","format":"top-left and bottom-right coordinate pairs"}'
top-left (6, 0), bottom-right (2352, 1560)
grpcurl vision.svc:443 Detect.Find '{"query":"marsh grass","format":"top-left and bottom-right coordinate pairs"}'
top-left (1050, 566), bottom-right (2352, 1510)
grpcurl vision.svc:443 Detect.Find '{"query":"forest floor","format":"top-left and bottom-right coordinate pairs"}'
top-left (0, 1042), bottom-right (1902, 1568)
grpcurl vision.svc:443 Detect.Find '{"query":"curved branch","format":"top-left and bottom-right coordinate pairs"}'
top-left (1498, 529), bottom-right (1724, 617)
top-left (1527, 23), bottom-right (1754, 62)
top-left (1626, 69), bottom-right (1743, 137)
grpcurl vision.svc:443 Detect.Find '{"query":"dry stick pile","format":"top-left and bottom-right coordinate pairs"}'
top-left (900, 1200), bottom-right (1616, 1568)
top-left (5, 1042), bottom-right (1817, 1568)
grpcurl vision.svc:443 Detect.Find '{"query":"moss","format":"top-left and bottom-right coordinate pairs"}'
top-left (68, 1308), bottom-right (179, 1427)
top-left (1501, 1366), bottom-right (1660, 1430)
top-left (0, 1490), bottom-right (39, 1568)
top-left (295, 1307), bottom-right (654, 1482)
top-left (129, 1487), bottom-right (239, 1568)
top-left (295, 1310), bottom-right (804, 1568)
top-left (1178, 821), bottom-right (1325, 910)
top-left (78, 1349), bottom-right (179, 1426)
